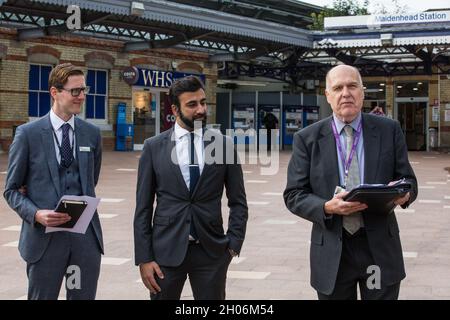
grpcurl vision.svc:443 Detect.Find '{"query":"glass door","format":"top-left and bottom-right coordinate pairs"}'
top-left (132, 88), bottom-right (157, 150)
top-left (159, 91), bottom-right (175, 133)
top-left (397, 102), bottom-right (427, 151)
top-left (132, 88), bottom-right (170, 150)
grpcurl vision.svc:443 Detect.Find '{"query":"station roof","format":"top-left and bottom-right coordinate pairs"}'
top-left (0, 0), bottom-right (449, 82)
top-left (164, 0), bottom-right (323, 29)
top-left (308, 15), bottom-right (450, 77)
top-left (0, 0), bottom-right (323, 76)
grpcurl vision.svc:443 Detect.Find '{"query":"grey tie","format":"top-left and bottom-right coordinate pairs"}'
top-left (343, 125), bottom-right (364, 234)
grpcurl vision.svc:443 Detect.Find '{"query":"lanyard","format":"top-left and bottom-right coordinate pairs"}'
top-left (331, 119), bottom-right (362, 184)
top-left (52, 127), bottom-right (74, 157)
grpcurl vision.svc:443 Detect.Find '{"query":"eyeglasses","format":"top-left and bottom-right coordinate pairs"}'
top-left (59, 86), bottom-right (90, 97)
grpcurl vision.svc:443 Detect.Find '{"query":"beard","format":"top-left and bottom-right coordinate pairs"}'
top-left (178, 108), bottom-right (207, 130)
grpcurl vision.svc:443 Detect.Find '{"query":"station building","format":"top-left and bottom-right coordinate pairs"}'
top-left (0, 0), bottom-right (449, 152)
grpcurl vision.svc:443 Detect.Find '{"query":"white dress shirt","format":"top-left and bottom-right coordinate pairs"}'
top-left (174, 122), bottom-right (204, 190)
top-left (50, 109), bottom-right (76, 164)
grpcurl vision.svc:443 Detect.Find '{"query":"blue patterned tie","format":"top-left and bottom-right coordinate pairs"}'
top-left (189, 132), bottom-right (200, 240)
top-left (61, 123), bottom-right (74, 168)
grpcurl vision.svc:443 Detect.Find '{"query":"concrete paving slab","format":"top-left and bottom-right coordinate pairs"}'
top-left (1, 150), bottom-right (450, 299)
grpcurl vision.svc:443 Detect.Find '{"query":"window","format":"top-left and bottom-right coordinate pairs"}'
top-left (362, 82), bottom-right (387, 115)
top-left (396, 81), bottom-right (428, 97)
top-left (86, 69), bottom-right (107, 120)
top-left (28, 64), bottom-right (52, 117)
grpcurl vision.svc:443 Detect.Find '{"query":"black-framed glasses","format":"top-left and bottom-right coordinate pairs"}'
top-left (59, 86), bottom-right (90, 97)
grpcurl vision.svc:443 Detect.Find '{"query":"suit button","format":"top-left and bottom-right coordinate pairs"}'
top-left (186, 219), bottom-right (191, 223)
top-left (66, 187), bottom-right (70, 190)
top-left (339, 236), bottom-right (342, 242)
top-left (67, 171), bottom-right (71, 174)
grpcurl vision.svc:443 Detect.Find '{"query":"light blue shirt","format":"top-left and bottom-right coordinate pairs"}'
top-left (332, 112), bottom-right (365, 187)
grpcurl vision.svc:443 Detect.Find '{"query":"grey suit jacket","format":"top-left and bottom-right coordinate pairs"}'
top-left (3, 114), bottom-right (104, 263)
top-left (284, 113), bottom-right (418, 295)
top-left (134, 128), bottom-right (248, 267)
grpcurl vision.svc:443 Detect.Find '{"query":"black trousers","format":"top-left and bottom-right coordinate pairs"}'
top-left (267, 129), bottom-right (272, 151)
top-left (151, 242), bottom-right (233, 300)
top-left (318, 229), bottom-right (400, 300)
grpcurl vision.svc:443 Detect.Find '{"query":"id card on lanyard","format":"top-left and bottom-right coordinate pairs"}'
top-left (331, 119), bottom-right (362, 189)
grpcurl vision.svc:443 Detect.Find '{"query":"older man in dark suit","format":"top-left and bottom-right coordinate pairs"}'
top-left (284, 65), bottom-right (417, 300)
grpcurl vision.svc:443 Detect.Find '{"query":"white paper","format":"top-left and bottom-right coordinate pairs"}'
top-left (45, 195), bottom-right (100, 234)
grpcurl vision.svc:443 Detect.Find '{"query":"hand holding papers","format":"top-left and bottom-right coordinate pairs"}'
top-left (45, 195), bottom-right (100, 234)
top-left (343, 179), bottom-right (412, 214)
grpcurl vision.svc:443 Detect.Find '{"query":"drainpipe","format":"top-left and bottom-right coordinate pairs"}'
top-left (438, 70), bottom-right (441, 149)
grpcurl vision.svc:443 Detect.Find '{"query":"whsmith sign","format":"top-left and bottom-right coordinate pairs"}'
top-left (324, 10), bottom-right (450, 29)
top-left (122, 67), bottom-right (206, 87)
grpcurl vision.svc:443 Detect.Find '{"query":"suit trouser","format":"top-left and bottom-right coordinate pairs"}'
top-left (27, 224), bottom-right (101, 300)
top-left (151, 242), bottom-right (233, 300)
top-left (318, 228), bottom-right (400, 300)
top-left (267, 129), bottom-right (272, 151)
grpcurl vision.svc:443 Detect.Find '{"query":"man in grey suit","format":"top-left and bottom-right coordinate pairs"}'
top-left (284, 65), bottom-right (417, 300)
top-left (4, 63), bottom-right (103, 300)
top-left (134, 76), bottom-right (248, 300)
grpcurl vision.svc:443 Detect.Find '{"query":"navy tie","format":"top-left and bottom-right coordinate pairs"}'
top-left (189, 132), bottom-right (200, 240)
top-left (189, 132), bottom-right (200, 193)
top-left (60, 123), bottom-right (74, 168)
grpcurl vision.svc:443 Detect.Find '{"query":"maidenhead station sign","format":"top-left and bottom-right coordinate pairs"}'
top-left (121, 66), bottom-right (205, 88)
top-left (324, 10), bottom-right (450, 29)
top-left (372, 11), bottom-right (448, 24)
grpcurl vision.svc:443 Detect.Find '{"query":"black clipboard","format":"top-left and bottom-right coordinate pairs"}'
top-left (343, 181), bottom-right (412, 214)
top-left (54, 199), bottom-right (88, 228)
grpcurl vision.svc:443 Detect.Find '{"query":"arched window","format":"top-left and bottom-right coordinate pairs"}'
top-left (28, 64), bottom-right (52, 117)
top-left (84, 52), bottom-right (114, 123)
top-left (27, 46), bottom-right (60, 118)
top-left (86, 69), bottom-right (108, 120)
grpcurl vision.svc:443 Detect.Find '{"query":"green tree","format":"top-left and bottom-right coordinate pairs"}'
top-left (308, 0), bottom-right (370, 30)
top-left (372, 0), bottom-right (409, 14)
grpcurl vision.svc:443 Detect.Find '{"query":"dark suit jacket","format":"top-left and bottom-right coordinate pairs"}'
top-left (3, 114), bottom-right (104, 263)
top-left (134, 128), bottom-right (248, 267)
top-left (284, 113), bottom-right (417, 295)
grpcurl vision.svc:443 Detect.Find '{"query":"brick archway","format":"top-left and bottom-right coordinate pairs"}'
top-left (26, 45), bottom-right (61, 64)
top-left (177, 62), bottom-right (203, 74)
top-left (84, 51), bottom-right (115, 69)
top-left (130, 57), bottom-right (169, 70)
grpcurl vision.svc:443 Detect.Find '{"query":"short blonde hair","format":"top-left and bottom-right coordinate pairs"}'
top-left (48, 63), bottom-right (84, 90)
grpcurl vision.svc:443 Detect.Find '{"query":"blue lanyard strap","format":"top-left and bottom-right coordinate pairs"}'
top-left (331, 119), bottom-right (362, 180)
